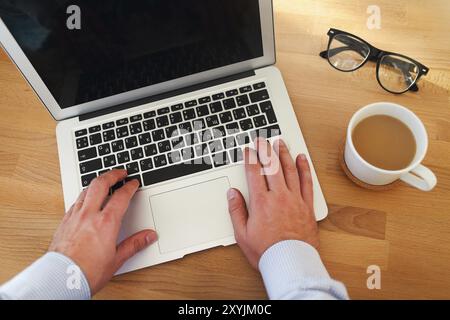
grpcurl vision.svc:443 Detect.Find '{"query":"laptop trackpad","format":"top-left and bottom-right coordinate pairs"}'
top-left (149, 177), bottom-right (234, 254)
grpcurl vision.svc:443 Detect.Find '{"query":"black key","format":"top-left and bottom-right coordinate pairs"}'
top-left (181, 147), bottom-right (195, 160)
top-left (230, 148), bottom-right (244, 163)
top-left (152, 129), bottom-right (165, 142)
top-left (142, 157), bottom-right (213, 186)
top-left (253, 115), bottom-right (268, 128)
top-left (125, 136), bottom-right (138, 149)
top-left (103, 129), bottom-right (115, 142)
top-left (171, 136), bottom-right (185, 149)
top-left (170, 112), bottom-right (183, 124)
top-left (212, 93), bottom-right (225, 101)
top-left (210, 101), bottom-right (223, 113)
top-left (140, 158), bottom-right (154, 172)
top-left (171, 104), bottom-right (183, 112)
top-left (102, 122), bottom-right (115, 130)
top-left (157, 107), bottom-right (170, 115)
top-left (76, 137), bottom-right (89, 149)
top-left (192, 119), bottom-right (206, 131)
top-left (206, 115), bottom-right (220, 127)
top-left (239, 85), bottom-right (252, 93)
top-left (251, 124), bottom-right (282, 140)
top-left (116, 118), bottom-right (129, 126)
top-left (185, 132), bottom-right (199, 146)
top-left (116, 126), bottom-right (129, 138)
top-left (126, 162), bottom-right (140, 175)
top-left (239, 119), bottom-right (254, 131)
top-left (75, 129), bottom-right (87, 137)
top-left (253, 82), bottom-right (266, 90)
top-left (130, 147), bottom-right (144, 160)
top-left (260, 101), bottom-right (278, 124)
top-left (219, 111), bottom-right (233, 124)
top-left (156, 115), bottom-right (169, 128)
top-left (223, 98), bottom-right (237, 110)
top-left (246, 104), bottom-right (260, 116)
top-left (179, 122), bottom-right (193, 134)
top-left (129, 122), bottom-right (143, 135)
top-left (154, 154), bottom-right (168, 168)
top-left (78, 147), bottom-right (97, 162)
top-left (126, 175), bottom-right (142, 187)
top-left (111, 140), bottom-right (125, 152)
top-left (223, 136), bottom-right (237, 149)
top-left (233, 108), bottom-right (247, 120)
top-left (143, 110), bottom-right (156, 118)
top-left (196, 105), bottom-right (210, 117)
top-left (236, 132), bottom-right (250, 145)
top-left (143, 119), bottom-right (156, 131)
top-left (199, 96), bottom-right (211, 104)
top-left (249, 89), bottom-right (269, 103)
top-left (200, 129), bottom-right (213, 142)
top-left (81, 173), bottom-right (97, 187)
top-left (98, 169), bottom-right (109, 175)
top-left (195, 143), bottom-right (209, 157)
top-left (212, 125), bottom-right (226, 139)
top-left (98, 143), bottom-right (111, 156)
top-left (209, 139), bottom-right (223, 153)
top-left (212, 151), bottom-right (230, 168)
top-left (157, 140), bottom-right (171, 153)
top-left (226, 122), bottom-right (240, 135)
top-left (138, 133), bottom-right (152, 145)
top-left (165, 125), bottom-right (179, 138)
top-left (226, 89), bottom-right (239, 97)
top-left (103, 154), bottom-right (116, 168)
top-left (130, 114), bottom-right (143, 122)
top-left (185, 100), bottom-right (198, 108)
top-left (236, 94), bottom-right (250, 106)
top-left (79, 158), bottom-right (102, 174)
top-left (114, 165), bottom-right (125, 170)
top-left (89, 125), bottom-right (101, 134)
top-left (144, 144), bottom-right (158, 157)
top-left (89, 133), bottom-right (102, 146)
top-left (168, 150), bottom-right (182, 164)
top-left (183, 109), bottom-right (196, 121)
top-left (117, 151), bottom-right (130, 164)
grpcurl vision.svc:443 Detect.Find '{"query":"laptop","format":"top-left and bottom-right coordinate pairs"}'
top-left (0, 0), bottom-right (327, 274)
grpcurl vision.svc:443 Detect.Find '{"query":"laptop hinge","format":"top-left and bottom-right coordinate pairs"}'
top-left (79, 70), bottom-right (256, 121)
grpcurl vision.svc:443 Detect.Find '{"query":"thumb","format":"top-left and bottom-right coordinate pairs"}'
top-left (227, 188), bottom-right (248, 241)
top-left (115, 229), bottom-right (157, 269)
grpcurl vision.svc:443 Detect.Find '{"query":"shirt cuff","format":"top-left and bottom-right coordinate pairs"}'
top-left (0, 252), bottom-right (91, 300)
top-left (259, 240), bottom-right (346, 300)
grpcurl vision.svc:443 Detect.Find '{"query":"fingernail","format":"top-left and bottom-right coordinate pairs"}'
top-left (146, 231), bottom-right (157, 244)
top-left (227, 188), bottom-right (237, 201)
top-left (300, 154), bottom-right (307, 161)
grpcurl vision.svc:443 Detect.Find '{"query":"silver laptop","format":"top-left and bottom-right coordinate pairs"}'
top-left (0, 0), bottom-right (327, 274)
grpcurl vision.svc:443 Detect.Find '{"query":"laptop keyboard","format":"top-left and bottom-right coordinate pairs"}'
top-left (74, 81), bottom-right (281, 190)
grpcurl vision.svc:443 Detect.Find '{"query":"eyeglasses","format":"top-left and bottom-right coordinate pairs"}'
top-left (319, 28), bottom-right (429, 94)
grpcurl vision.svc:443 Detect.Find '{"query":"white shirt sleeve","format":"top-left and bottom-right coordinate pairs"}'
top-left (258, 240), bottom-right (349, 300)
top-left (0, 252), bottom-right (91, 300)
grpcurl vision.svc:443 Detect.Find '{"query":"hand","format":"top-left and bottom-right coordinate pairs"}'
top-left (227, 138), bottom-right (319, 269)
top-left (49, 170), bottom-right (157, 295)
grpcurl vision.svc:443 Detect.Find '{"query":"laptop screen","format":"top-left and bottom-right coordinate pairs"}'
top-left (0, 0), bottom-right (263, 109)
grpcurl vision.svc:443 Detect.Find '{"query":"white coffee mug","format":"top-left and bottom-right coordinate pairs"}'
top-left (344, 102), bottom-right (437, 191)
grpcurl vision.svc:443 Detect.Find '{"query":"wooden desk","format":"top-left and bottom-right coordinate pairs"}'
top-left (0, 0), bottom-right (449, 299)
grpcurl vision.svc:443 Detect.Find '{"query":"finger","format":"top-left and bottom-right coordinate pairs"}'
top-left (72, 189), bottom-right (88, 213)
top-left (255, 138), bottom-right (285, 191)
top-left (244, 147), bottom-right (268, 199)
top-left (114, 229), bottom-right (157, 269)
top-left (273, 139), bottom-right (300, 192)
top-left (102, 179), bottom-right (140, 222)
top-left (83, 169), bottom-right (128, 211)
top-left (296, 154), bottom-right (314, 211)
top-left (227, 188), bottom-right (248, 242)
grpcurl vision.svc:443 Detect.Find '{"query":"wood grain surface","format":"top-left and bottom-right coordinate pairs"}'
top-left (0, 0), bottom-right (449, 299)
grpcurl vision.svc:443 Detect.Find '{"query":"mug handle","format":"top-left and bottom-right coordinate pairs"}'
top-left (400, 165), bottom-right (437, 191)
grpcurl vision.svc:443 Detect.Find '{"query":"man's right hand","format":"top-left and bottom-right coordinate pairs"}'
top-left (227, 138), bottom-right (319, 269)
